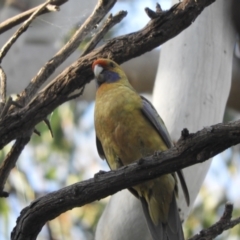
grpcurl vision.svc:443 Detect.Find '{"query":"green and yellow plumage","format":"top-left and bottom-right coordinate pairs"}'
top-left (93, 58), bottom-right (189, 240)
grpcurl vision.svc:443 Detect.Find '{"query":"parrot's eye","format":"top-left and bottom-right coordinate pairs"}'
top-left (109, 62), bottom-right (114, 68)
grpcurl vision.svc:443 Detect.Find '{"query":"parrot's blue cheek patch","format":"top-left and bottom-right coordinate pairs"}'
top-left (103, 71), bottom-right (120, 83)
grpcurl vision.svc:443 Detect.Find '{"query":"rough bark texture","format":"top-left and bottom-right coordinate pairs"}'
top-left (188, 203), bottom-right (240, 240)
top-left (11, 120), bottom-right (240, 240)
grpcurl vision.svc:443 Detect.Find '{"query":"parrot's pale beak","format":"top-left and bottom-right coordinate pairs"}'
top-left (93, 65), bottom-right (103, 78)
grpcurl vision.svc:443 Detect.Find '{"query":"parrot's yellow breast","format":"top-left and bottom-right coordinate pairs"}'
top-left (94, 82), bottom-right (167, 169)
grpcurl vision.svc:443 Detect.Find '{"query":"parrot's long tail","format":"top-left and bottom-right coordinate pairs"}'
top-left (140, 196), bottom-right (184, 240)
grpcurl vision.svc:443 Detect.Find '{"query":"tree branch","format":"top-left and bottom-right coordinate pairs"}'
top-left (0, 136), bottom-right (31, 198)
top-left (188, 203), bottom-right (240, 240)
top-left (0, 0), bottom-right (123, 199)
top-left (0, 0), bottom-right (68, 35)
top-left (0, 97), bottom-right (13, 118)
top-left (0, 0), bottom-right (216, 150)
top-left (0, 65), bottom-right (6, 106)
top-left (81, 10), bottom-right (128, 57)
top-left (19, 0), bottom-right (118, 106)
top-left (11, 119), bottom-right (240, 240)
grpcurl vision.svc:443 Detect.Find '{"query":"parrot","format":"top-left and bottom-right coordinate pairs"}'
top-left (93, 58), bottom-right (190, 240)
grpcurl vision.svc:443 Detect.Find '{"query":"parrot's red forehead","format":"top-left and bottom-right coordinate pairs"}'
top-left (92, 59), bottom-right (108, 70)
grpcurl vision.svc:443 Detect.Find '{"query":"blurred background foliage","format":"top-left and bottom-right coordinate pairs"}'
top-left (0, 0), bottom-right (240, 239)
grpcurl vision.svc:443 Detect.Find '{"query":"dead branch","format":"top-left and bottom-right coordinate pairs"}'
top-left (188, 203), bottom-right (240, 240)
top-left (0, 137), bottom-right (30, 198)
top-left (11, 119), bottom-right (240, 240)
top-left (0, 66), bottom-right (6, 105)
top-left (81, 11), bottom-right (128, 56)
top-left (20, 0), bottom-right (118, 106)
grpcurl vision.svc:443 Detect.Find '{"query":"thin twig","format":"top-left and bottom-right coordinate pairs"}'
top-left (0, 66), bottom-right (6, 104)
top-left (0, 0), bottom-right (67, 34)
top-left (0, 0), bottom-right (53, 63)
top-left (156, 3), bottom-right (163, 13)
top-left (0, 96), bottom-right (24, 118)
top-left (44, 118), bottom-right (54, 138)
top-left (0, 137), bottom-right (31, 198)
top-left (188, 203), bottom-right (240, 240)
top-left (33, 129), bottom-right (41, 136)
top-left (19, 0), bottom-right (117, 106)
top-left (0, 96), bottom-right (12, 118)
top-left (81, 11), bottom-right (128, 56)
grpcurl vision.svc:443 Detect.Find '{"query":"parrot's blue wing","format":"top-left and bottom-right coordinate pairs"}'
top-left (141, 96), bottom-right (173, 148)
top-left (140, 96), bottom-right (190, 206)
top-left (166, 195), bottom-right (184, 239)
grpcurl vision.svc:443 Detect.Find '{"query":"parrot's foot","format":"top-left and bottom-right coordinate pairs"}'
top-left (153, 151), bottom-right (164, 158)
top-left (94, 170), bottom-right (107, 179)
top-left (137, 158), bottom-right (145, 165)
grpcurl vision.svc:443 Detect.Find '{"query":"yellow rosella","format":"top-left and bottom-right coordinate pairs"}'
top-left (93, 58), bottom-right (189, 240)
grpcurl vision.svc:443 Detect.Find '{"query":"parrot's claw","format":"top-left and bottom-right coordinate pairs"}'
top-left (94, 170), bottom-right (107, 179)
top-left (137, 158), bottom-right (145, 165)
top-left (153, 151), bottom-right (163, 157)
top-left (153, 151), bottom-right (158, 157)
